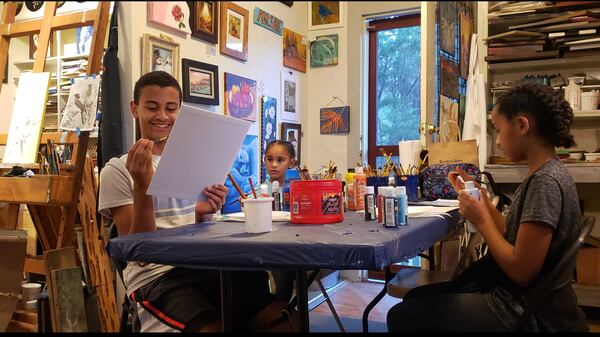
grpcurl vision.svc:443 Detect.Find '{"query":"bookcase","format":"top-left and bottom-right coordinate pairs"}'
top-left (478, 1), bottom-right (600, 307)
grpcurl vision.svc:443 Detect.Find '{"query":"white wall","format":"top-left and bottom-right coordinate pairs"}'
top-left (118, 1), bottom-right (308, 153)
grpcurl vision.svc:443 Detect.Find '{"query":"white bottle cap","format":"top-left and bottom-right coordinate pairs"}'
top-left (260, 184), bottom-right (269, 196)
top-left (272, 180), bottom-right (280, 193)
top-left (366, 186), bottom-right (374, 194)
top-left (464, 180), bottom-right (475, 190)
top-left (355, 167), bottom-right (364, 174)
top-left (395, 186), bottom-right (406, 195)
top-left (388, 176), bottom-right (395, 185)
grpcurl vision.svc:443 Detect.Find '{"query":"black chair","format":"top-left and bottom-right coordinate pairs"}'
top-left (512, 215), bottom-right (595, 331)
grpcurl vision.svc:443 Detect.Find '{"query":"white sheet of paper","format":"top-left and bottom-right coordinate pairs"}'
top-left (147, 105), bottom-right (252, 200)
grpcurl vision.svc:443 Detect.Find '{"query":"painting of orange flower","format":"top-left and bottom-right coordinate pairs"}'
top-left (320, 106), bottom-right (349, 134)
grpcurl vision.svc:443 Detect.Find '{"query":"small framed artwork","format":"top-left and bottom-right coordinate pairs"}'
top-left (147, 2), bottom-right (192, 35)
top-left (182, 58), bottom-right (219, 105)
top-left (320, 106), bottom-right (349, 134)
top-left (260, 96), bottom-right (277, 181)
top-left (253, 7), bottom-right (283, 35)
top-left (190, 1), bottom-right (218, 44)
top-left (308, 1), bottom-right (344, 30)
top-left (142, 33), bottom-right (180, 82)
top-left (224, 72), bottom-right (257, 121)
top-left (310, 34), bottom-right (338, 67)
top-left (283, 28), bottom-right (306, 73)
top-left (220, 2), bottom-right (249, 62)
top-left (280, 70), bottom-right (300, 123)
top-left (440, 57), bottom-right (459, 99)
top-left (281, 122), bottom-right (302, 165)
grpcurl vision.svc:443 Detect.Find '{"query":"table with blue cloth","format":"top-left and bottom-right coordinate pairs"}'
top-left (107, 211), bottom-right (461, 332)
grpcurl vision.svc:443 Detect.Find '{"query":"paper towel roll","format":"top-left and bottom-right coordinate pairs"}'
top-left (398, 140), bottom-right (421, 173)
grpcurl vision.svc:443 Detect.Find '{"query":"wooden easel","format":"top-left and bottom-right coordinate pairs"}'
top-left (0, 1), bottom-right (118, 332)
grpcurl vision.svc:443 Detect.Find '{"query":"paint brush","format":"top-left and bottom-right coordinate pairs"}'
top-left (154, 136), bottom-right (169, 144)
top-left (249, 177), bottom-right (258, 199)
top-left (228, 173), bottom-right (246, 200)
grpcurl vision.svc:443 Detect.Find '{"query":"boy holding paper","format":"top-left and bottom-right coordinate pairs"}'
top-left (99, 71), bottom-right (293, 332)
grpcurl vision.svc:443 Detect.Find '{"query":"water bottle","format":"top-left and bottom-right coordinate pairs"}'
top-left (463, 181), bottom-right (480, 233)
top-left (395, 186), bottom-right (408, 226)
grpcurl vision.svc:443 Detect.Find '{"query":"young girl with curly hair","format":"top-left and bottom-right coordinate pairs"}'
top-left (386, 81), bottom-right (588, 332)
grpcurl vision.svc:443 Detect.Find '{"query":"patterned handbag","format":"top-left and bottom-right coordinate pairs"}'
top-left (420, 163), bottom-right (481, 200)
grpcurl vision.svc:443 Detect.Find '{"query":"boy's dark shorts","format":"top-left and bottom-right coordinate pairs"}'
top-left (131, 268), bottom-right (277, 332)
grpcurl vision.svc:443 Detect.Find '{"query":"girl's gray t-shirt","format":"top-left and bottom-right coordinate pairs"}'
top-left (484, 158), bottom-right (588, 332)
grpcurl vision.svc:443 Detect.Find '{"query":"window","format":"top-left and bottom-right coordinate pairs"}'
top-left (367, 14), bottom-right (421, 169)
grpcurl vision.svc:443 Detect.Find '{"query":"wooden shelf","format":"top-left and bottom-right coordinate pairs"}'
top-left (573, 110), bottom-right (600, 120)
top-left (13, 53), bottom-right (88, 71)
top-left (488, 55), bottom-right (600, 74)
top-left (573, 283), bottom-right (600, 308)
top-left (485, 163), bottom-right (600, 183)
top-left (0, 175), bottom-right (76, 206)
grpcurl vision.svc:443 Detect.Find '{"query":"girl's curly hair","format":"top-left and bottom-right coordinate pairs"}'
top-left (496, 81), bottom-right (576, 148)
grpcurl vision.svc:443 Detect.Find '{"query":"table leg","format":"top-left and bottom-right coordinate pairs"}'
top-left (220, 270), bottom-right (233, 332)
top-left (362, 267), bottom-right (393, 333)
top-left (295, 269), bottom-right (309, 332)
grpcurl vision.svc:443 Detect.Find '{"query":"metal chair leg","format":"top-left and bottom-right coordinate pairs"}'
top-left (362, 267), bottom-right (393, 333)
top-left (315, 278), bottom-right (345, 332)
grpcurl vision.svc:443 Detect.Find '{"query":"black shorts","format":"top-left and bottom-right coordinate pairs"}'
top-left (131, 268), bottom-right (277, 332)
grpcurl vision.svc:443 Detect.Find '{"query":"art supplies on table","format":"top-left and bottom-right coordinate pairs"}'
top-left (147, 105), bottom-right (252, 200)
top-left (215, 211), bottom-right (291, 222)
top-left (290, 179), bottom-right (344, 224)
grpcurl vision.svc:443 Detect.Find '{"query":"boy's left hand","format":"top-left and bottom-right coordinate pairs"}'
top-left (457, 188), bottom-right (493, 230)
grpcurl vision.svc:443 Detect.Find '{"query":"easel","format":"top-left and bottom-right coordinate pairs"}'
top-left (0, 1), bottom-right (118, 332)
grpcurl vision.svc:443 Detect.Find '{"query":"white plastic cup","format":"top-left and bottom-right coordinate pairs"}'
top-left (241, 197), bottom-right (274, 233)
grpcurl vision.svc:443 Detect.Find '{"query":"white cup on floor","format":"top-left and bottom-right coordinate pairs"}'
top-left (242, 197), bottom-right (274, 233)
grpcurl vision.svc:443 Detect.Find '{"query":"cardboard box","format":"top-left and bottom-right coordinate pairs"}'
top-left (576, 247), bottom-right (600, 285)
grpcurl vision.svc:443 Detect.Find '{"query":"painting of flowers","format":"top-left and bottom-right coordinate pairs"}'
top-left (260, 96), bottom-right (278, 182)
top-left (320, 106), bottom-right (349, 134)
top-left (224, 72), bottom-right (257, 121)
top-left (283, 28), bottom-right (307, 73)
top-left (147, 2), bottom-right (191, 35)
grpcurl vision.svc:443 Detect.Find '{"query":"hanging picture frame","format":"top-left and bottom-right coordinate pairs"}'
top-left (224, 72), bottom-right (257, 121)
top-left (283, 28), bottom-right (307, 73)
top-left (310, 34), bottom-right (338, 67)
top-left (260, 96), bottom-right (278, 182)
top-left (219, 1), bottom-right (249, 62)
top-left (280, 70), bottom-right (301, 123)
top-left (439, 1), bottom-right (457, 56)
top-left (142, 33), bottom-right (181, 82)
top-left (189, 1), bottom-right (218, 44)
top-left (320, 106), bottom-right (350, 134)
top-left (147, 2), bottom-right (192, 35)
top-left (253, 7), bottom-right (283, 35)
top-left (308, 1), bottom-right (344, 30)
top-left (281, 122), bottom-right (302, 165)
top-left (182, 58), bottom-right (219, 105)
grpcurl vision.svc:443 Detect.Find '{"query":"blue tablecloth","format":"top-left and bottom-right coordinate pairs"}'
top-left (106, 212), bottom-right (460, 271)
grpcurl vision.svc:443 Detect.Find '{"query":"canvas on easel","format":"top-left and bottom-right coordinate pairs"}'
top-left (3, 72), bottom-right (50, 164)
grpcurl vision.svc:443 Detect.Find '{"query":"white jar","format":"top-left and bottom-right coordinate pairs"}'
top-left (565, 77), bottom-right (582, 111)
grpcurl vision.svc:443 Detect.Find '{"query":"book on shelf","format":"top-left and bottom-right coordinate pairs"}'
top-left (548, 29), bottom-right (597, 38)
top-left (507, 10), bottom-right (599, 30)
top-left (488, 44), bottom-right (544, 56)
top-left (569, 42), bottom-right (600, 50)
top-left (484, 50), bottom-right (560, 63)
top-left (566, 36), bottom-right (600, 44)
top-left (484, 30), bottom-right (546, 43)
top-left (488, 40), bottom-right (546, 47)
top-left (528, 20), bottom-right (599, 33)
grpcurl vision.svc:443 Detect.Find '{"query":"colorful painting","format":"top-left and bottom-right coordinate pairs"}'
top-left (3, 72), bottom-right (50, 164)
top-left (320, 106), bottom-right (349, 134)
top-left (439, 1), bottom-right (456, 56)
top-left (76, 26), bottom-right (93, 55)
top-left (283, 28), bottom-right (307, 73)
top-left (308, 1), bottom-right (344, 30)
top-left (281, 70), bottom-right (300, 122)
top-left (220, 2), bottom-right (249, 61)
top-left (190, 1), bottom-right (218, 44)
top-left (260, 96), bottom-right (278, 182)
top-left (142, 33), bottom-right (180, 82)
top-left (439, 95), bottom-right (459, 142)
top-left (182, 58), bottom-right (219, 105)
top-left (460, 12), bottom-right (473, 78)
top-left (147, 2), bottom-right (192, 35)
top-left (224, 72), bottom-right (257, 121)
top-left (281, 122), bottom-right (301, 165)
top-left (253, 7), bottom-right (283, 35)
top-left (223, 135), bottom-right (259, 213)
top-left (310, 34), bottom-right (338, 67)
top-left (59, 76), bottom-right (101, 131)
top-left (440, 57), bottom-right (459, 99)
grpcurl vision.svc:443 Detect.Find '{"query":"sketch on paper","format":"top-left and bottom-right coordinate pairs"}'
top-left (280, 70), bottom-right (300, 122)
top-left (3, 72), bottom-right (50, 164)
top-left (59, 76), bottom-right (101, 131)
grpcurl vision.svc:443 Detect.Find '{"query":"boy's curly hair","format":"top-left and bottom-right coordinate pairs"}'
top-left (496, 81), bottom-right (576, 148)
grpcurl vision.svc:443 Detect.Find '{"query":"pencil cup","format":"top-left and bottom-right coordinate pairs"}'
top-left (242, 197), bottom-right (274, 233)
top-left (396, 175), bottom-right (419, 202)
top-left (367, 176), bottom-right (389, 197)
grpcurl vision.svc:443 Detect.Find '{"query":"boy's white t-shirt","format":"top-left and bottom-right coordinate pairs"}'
top-left (98, 154), bottom-right (197, 296)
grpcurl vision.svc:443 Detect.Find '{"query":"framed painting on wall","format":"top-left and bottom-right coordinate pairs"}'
top-left (283, 28), bottom-right (307, 73)
top-left (280, 70), bottom-right (300, 123)
top-left (440, 57), bottom-right (459, 99)
top-left (142, 33), bottom-right (180, 82)
top-left (308, 1), bottom-right (344, 30)
top-left (320, 106), bottom-right (349, 134)
top-left (281, 122), bottom-right (301, 165)
top-left (147, 2), bottom-right (192, 35)
top-left (310, 34), bottom-right (338, 67)
top-left (220, 2), bottom-right (249, 62)
top-left (182, 58), bottom-right (219, 105)
top-left (260, 96), bottom-right (277, 182)
top-left (223, 134), bottom-right (259, 213)
top-left (253, 7), bottom-right (283, 35)
top-left (189, 1), bottom-right (218, 44)
top-left (224, 72), bottom-right (257, 121)
top-left (439, 1), bottom-right (457, 56)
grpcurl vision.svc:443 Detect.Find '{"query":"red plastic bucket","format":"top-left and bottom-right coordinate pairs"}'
top-left (290, 180), bottom-right (344, 224)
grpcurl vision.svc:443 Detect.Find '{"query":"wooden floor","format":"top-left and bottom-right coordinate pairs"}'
top-left (312, 280), bottom-right (600, 331)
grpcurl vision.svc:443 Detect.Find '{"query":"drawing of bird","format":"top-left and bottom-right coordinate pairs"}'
top-left (318, 4), bottom-right (336, 24)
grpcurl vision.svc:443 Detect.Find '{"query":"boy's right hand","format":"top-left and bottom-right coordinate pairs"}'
top-left (447, 166), bottom-right (479, 193)
top-left (126, 139), bottom-right (155, 191)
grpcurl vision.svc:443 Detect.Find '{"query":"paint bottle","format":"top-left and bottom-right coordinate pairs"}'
top-left (282, 184), bottom-right (291, 211)
top-left (272, 181), bottom-right (281, 211)
top-left (364, 186), bottom-right (376, 221)
top-left (463, 181), bottom-right (480, 233)
top-left (395, 186), bottom-right (408, 226)
top-left (383, 188), bottom-right (397, 228)
top-left (354, 167), bottom-right (367, 211)
top-left (377, 186), bottom-right (385, 223)
top-left (346, 171), bottom-right (356, 211)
